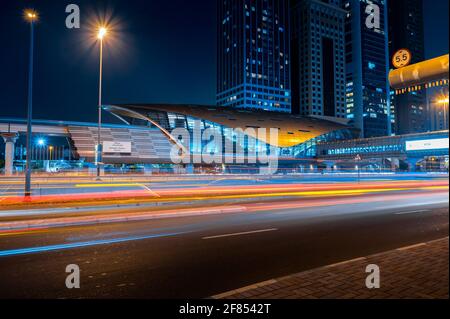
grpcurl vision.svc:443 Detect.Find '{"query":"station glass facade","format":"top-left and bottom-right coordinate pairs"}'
top-left (105, 105), bottom-right (356, 160)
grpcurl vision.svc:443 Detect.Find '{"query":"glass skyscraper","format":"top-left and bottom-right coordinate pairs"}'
top-left (343, 0), bottom-right (391, 138)
top-left (217, 0), bottom-right (291, 113)
top-left (291, 0), bottom-right (347, 119)
top-left (389, 0), bottom-right (427, 135)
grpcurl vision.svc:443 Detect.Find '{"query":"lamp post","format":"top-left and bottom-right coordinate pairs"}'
top-left (24, 9), bottom-right (38, 197)
top-left (95, 27), bottom-right (107, 180)
top-left (355, 154), bottom-right (362, 184)
top-left (49, 146), bottom-right (54, 161)
top-left (436, 97), bottom-right (449, 130)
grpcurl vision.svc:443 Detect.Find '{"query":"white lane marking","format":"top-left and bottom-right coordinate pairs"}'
top-left (140, 184), bottom-right (161, 197)
top-left (202, 228), bottom-right (278, 240)
top-left (207, 178), bottom-right (229, 186)
top-left (395, 209), bottom-right (431, 215)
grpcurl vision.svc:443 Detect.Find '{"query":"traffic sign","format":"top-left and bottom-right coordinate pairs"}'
top-left (392, 49), bottom-right (412, 69)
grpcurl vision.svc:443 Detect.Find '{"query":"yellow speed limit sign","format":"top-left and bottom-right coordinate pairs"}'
top-left (392, 49), bottom-right (412, 68)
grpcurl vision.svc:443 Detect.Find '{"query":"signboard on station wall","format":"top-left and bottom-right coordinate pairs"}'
top-left (405, 138), bottom-right (449, 152)
top-left (103, 141), bottom-right (132, 154)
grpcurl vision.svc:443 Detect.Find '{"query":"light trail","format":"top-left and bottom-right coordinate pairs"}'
top-left (0, 180), bottom-right (447, 207)
top-left (0, 175), bottom-right (253, 186)
top-left (0, 189), bottom-right (447, 234)
top-left (75, 183), bottom-right (145, 188)
top-left (0, 232), bottom-right (185, 257)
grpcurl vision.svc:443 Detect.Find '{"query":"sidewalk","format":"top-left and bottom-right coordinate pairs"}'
top-left (213, 237), bottom-right (449, 299)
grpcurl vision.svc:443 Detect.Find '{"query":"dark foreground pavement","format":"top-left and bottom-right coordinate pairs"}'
top-left (213, 237), bottom-right (449, 299)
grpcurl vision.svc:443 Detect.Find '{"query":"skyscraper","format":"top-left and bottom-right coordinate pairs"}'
top-left (290, 0), bottom-right (347, 119)
top-left (388, 0), bottom-right (427, 135)
top-left (343, 0), bottom-right (391, 138)
top-left (217, 0), bottom-right (291, 113)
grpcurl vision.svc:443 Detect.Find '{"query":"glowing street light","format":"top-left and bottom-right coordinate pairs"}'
top-left (24, 8), bottom-right (38, 197)
top-left (437, 98), bottom-right (449, 105)
top-left (435, 95), bottom-right (449, 130)
top-left (95, 26), bottom-right (108, 180)
top-left (24, 9), bottom-right (38, 22)
top-left (98, 27), bottom-right (107, 40)
top-left (37, 138), bottom-right (46, 147)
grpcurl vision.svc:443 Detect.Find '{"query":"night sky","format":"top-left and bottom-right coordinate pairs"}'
top-left (0, 0), bottom-right (448, 123)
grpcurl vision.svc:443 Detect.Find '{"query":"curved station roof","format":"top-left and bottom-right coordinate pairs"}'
top-left (105, 104), bottom-right (351, 149)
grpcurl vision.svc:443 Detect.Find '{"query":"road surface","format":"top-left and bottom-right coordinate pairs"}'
top-left (0, 185), bottom-right (447, 298)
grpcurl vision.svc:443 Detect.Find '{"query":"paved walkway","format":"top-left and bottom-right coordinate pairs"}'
top-left (213, 237), bottom-right (449, 299)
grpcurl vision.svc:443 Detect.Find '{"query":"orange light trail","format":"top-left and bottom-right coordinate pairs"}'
top-left (0, 189), bottom-right (447, 235)
top-left (0, 180), bottom-right (448, 208)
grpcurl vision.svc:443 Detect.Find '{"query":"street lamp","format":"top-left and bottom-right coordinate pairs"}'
top-left (36, 138), bottom-right (46, 147)
top-left (95, 26), bottom-right (107, 180)
top-left (436, 97), bottom-right (449, 130)
top-left (355, 154), bottom-right (362, 183)
top-left (24, 9), bottom-right (38, 197)
top-left (49, 146), bottom-right (54, 161)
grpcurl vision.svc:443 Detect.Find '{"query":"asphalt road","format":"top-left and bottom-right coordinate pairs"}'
top-left (0, 187), bottom-right (448, 299)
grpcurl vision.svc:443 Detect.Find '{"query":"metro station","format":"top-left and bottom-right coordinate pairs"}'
top-left (1, 104), bottom-right (448, 174)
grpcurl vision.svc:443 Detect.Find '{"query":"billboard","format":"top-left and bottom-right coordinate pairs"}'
top-left (103, 141), bottom-right (132, 154)
top-left (405, 138), bottom-right (449, 152)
